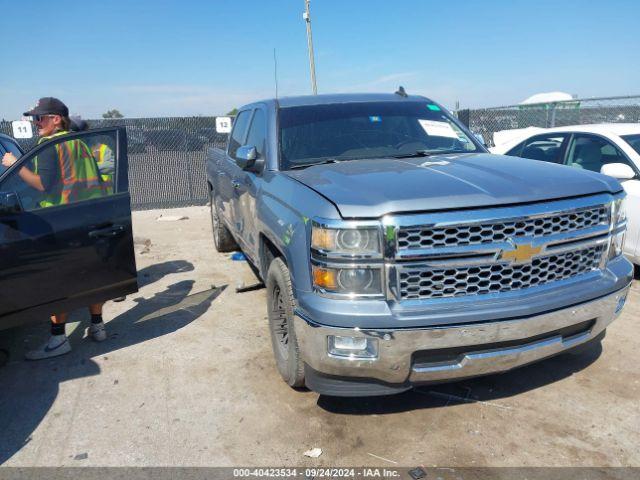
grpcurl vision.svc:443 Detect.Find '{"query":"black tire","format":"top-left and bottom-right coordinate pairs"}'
top-left (210, 190), bottom-right (237, 252)
top-left (266, 258), bottom-right (305, 387)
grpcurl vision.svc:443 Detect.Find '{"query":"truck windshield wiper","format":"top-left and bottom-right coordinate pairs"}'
top-left (288, 158), bottom-right (342, 170)
top-left (391, 150), bottom-right (434, 159)
top-left (392, 149), bottom-right (473, 159)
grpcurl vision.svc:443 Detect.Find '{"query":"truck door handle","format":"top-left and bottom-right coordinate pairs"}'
top-left (89, 224), bottom-right (126, 239)
top-left (232, 181), bottom-right (241, 189)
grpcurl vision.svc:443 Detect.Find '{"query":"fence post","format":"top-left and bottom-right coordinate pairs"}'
top-left (549, 103), bottom-right (557, 128)
top-left (457, 109), bottom-right (471, 128)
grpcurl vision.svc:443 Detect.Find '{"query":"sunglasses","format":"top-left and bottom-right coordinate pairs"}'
top-left (31, 114), bottom-right (58, 122)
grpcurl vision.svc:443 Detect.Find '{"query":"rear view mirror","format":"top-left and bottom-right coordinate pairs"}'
top-left (235, 145), bottom-right (258, 170)
top-left (0, 191), bottom-right (22, 215)
top-left (600, 163), bottom-right (636, 181)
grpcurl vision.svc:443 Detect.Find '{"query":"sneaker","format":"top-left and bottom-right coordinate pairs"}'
top-left (88, 321), bottom-right (107, 342)
top-left (25, 334), bottom-right (71, 361)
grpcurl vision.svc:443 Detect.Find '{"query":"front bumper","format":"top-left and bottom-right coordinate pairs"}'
top-left (294, 285), bottom-right (630, 388)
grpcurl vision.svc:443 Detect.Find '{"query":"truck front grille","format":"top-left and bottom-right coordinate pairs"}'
top-left (399, 245), bottom-right (605, 300)
top-left (397, 205), bottom-right (609, 250)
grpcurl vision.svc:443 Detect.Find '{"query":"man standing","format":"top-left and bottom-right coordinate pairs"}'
top-left (1, 97), bottom-right (108, 359)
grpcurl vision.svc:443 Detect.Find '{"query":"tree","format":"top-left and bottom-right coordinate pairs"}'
top-left (102, 109), bottom-right (124, 119)
top-left (226, 108), bottom-right (238, 116)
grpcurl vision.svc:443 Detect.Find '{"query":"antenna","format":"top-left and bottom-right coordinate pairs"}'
top-left (303, 0), bottom-right (318, 94)
top-left (273, 48), bottom-right (279, 99)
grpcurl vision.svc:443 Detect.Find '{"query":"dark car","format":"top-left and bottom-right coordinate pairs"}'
top-left (0, 128), bottom-right (138, 331)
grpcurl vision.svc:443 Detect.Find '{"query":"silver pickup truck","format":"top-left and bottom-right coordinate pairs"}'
top-left (207, 93), bottom-right (632, 396)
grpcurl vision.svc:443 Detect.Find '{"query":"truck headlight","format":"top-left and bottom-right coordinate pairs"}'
top-left (608, 230), bottom-right (626, 260)
top-left (608, 197), bottom-right (627, 260)
top-left (311, 226), bottom-right (381, 256)
top-left (612, 197), bottom-right (627, 225)
top-left (312, 265), bottom-right (383, 296)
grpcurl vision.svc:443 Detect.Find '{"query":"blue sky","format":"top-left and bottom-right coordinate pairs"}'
top-left (2, 0), bottom-right (639, 119)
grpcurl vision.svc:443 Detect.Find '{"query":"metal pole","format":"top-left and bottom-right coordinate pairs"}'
top-left (303, 0), bottom-right (318, 94)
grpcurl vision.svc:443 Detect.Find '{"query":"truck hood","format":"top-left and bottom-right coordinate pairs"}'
top-left (283, 153), bottom-right (622, 218)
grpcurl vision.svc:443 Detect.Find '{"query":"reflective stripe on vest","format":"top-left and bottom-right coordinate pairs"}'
top-left (35, 130), bottom-right (106, 207)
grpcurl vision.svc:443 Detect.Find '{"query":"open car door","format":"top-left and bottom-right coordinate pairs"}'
top-left (0, 127), bottom-right (138, 331)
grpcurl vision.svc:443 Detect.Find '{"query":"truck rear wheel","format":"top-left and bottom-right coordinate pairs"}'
top-left (210, 191), bottom-right (237, 252)
top-left (266, 258), bottom-right (305, 388)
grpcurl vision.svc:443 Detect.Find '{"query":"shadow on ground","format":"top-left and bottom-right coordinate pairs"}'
top-left (0, 260), bottom-right (224, 465)
top-left (317, 344), bottom-right (602, 414)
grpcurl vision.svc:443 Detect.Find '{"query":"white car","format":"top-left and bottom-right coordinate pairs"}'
top-left (491, 123), bottom-right (640, 266)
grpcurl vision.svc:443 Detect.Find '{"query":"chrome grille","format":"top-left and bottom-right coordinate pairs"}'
top-left (397, 206), bottom-right (609, 250)
top-left (399, 245), bottom-right (605, 300)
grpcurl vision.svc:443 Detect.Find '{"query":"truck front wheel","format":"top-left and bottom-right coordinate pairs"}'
top-left (266, 258), bottom-right (305, 388)
top-left (210, 191), bottom-right (237, 252)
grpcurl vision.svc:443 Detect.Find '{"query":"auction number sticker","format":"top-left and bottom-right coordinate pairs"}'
top-left (216, 116), bottom-right (233, 133)
top-left (12, 120), bottom-right (33, 139)
top-left (418, 119), bottom-right (458, 138)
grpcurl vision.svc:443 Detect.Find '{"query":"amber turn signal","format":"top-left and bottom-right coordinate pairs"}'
top-left (312, 265), bottom-right (338, 290)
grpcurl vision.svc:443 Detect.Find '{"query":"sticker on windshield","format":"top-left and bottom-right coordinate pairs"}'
top-left (418, 119), bottom-right (458, 138)
top-left (369, 116), bottom-right (381, 122)
top-left (427, 104), bottom-right (441, 111)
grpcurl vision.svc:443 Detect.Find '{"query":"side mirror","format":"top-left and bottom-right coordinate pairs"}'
top-left (473, 132), bottom-right (487, 147)
top-left (600, 163), bottom-right (636, 181)
top-left (235, 145), bottom-right (257, 170)
top-left (0, 191), bottom-right (22, 215)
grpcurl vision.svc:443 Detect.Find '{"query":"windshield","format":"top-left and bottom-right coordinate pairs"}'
top-left (278, 101), bottom-right (481, 169)
top-left (621, 134), bottom-right (640, 155)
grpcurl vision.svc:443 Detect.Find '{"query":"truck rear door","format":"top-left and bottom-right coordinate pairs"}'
top-left (0, 127), bottom-right (138, 331)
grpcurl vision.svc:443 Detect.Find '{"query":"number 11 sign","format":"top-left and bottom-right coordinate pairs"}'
top-left (12, 121), bottom-right (33, 139)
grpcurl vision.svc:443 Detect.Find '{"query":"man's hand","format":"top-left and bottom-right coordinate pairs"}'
top-left (2, 152), bottom-right (17, 168)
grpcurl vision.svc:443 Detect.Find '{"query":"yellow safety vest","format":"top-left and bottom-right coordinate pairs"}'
top-left (35, 130), bottom-right (106, 207)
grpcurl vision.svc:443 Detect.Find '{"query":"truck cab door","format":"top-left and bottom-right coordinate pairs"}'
top-left (0, 127), bottom-right (138, 331)
top-left (219, 110), bottom-right (252, 232)
top-left (230, 107), bottom-right (267, 260)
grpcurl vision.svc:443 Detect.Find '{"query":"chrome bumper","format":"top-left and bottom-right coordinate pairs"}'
top-left (294, 285), bottom-right (630, 385)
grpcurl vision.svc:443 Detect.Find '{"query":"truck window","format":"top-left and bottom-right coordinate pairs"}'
top-left (278, 101), bottom-right (480, 169)
top-left (228, 110), bottom-right (252, 158)
top-left (244, 109), bottom-right (266, 157)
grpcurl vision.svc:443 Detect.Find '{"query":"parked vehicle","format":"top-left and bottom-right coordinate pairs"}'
top-left (491, 124), bottom-right (640, 266)
top-left (0, 128), bottom-right (138, 331)
top-left (206, 93), bottom-right (632, 397)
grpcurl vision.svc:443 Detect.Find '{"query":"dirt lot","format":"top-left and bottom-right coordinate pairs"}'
top-left (1, 206), bottom-right (639, 467)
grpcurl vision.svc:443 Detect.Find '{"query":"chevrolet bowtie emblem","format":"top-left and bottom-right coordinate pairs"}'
top-left (500, 242), bottom-right (543, 264)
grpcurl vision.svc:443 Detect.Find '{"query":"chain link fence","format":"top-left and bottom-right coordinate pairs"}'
top-left (0, 117), bottom-right (230, 210)
top-left (456, 95), bottom-right (640, 147)
top-left (2, 95), bottom-right (639, 210)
